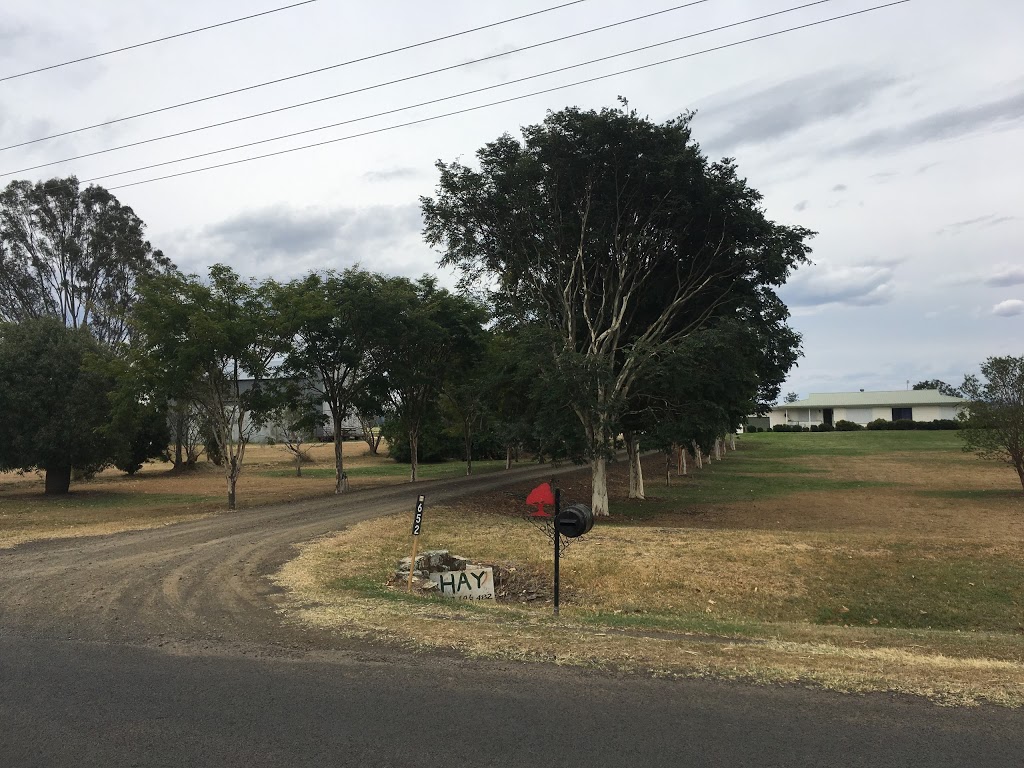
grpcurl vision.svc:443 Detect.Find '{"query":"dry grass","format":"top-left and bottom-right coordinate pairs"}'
top-left (0, 440), bottom-right (415, 548)
top-left (275, 511), bottom-right (1024, 707)
top-left (274, 434), bottom-right (1024, 706)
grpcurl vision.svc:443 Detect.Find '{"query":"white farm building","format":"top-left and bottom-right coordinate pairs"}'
top-left (767, 389), bottom-right (964, 429)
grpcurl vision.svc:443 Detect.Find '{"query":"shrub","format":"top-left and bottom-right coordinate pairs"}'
top-left (381, 415), bottom-right (463, 463)
top-left (840, 418), bottom-right (958, 432)
top-left (818, 422), bottom-right (835, 432)
top-left (834, 420), bottom-right (863, 431)
top-left (810, 424), bottom-right (819, 432)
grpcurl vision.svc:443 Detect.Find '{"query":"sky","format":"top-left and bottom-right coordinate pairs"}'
top-left (1, 0), bottom-right (1021, 397)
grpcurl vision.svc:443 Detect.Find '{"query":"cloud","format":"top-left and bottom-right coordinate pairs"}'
top-left (362, 166), bottom-right (422, 183)
top-left (937, 214), bottom-right (1016, 236)
top-left (836, 90), bottom-right (1024, 155)
top-left (985, 266), bottom-right (1024, 287)
top-left (992, 299), bottom-right (1024, 317)
top-left (694, 70), bottom-right (900, 154)
top-left (0, 112), bottom-right (56, 149)
top-left (0, 23), bottom-right (29, 46)
top-left (781, 261), bottom-right (895, 308)
top-left (793, 200), bottom-right (809, 212)
top-left (168, 203), bottom-right (427, 279)
top-left (832, 184), bottom-right (848, 192)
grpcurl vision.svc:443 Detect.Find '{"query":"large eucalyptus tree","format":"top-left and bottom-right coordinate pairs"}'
top-left (422, 104), bottom-right (812, 515)
top-left (0, 176), bottom-right (172, 349)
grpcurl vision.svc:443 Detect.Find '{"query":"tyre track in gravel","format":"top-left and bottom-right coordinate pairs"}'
top-left (0, 462), bottom-right (584, 655)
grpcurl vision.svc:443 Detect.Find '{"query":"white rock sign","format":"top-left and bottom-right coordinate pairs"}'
top-left (428, 567), bottom-right (495, 600)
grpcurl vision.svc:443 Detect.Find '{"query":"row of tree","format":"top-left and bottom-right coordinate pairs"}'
top-left (1, 104), bottom-right (818, 514)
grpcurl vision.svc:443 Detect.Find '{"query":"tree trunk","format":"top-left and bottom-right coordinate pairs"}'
top-left (625, 431), bottom-right (645, 500)
top-left (333, 432), bottom-right (346, 494)
top-left (730, 433), bottom-right (736, 450)
top-left (714, 438), bottom-right (721, 461)
top-left (173, 414), bottom-right (184, 470)
top-left (665, 452), bottom-right (671, 486)
top-left (295, 452), bottom-right (302, 478)
top-left (681, 447), bottom-right (687, 476)
top-left (358, 414), bottom-right (381, 455)
top-left (409, 429), bottom-right (419, 482)
top-left (591, 455), bottom-right (610, 516)
top-left (464, 422), bottom-right (473, 476)
top-left (505, 444), bottom-right (513, 470)
top-left (227, 473), bottom-right (237, 510)
top-left (693, 442), bottom-right (703, 470)
top-left (44, 464), bottom-right (72, 495)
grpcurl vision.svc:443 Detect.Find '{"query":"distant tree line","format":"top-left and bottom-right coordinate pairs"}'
top-left (1, 104), bottom-right (824, 512)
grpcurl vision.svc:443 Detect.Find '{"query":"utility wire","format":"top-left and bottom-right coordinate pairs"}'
top-left (0, 0), bottom-right (599, 152)
top-left (0, 1), bottom-right (320, 84)
top-left (2, 0), bottom-right (731, 177)
top-left (95, 1), bottom-right (910, 191)
top-left (28, 0), bottom-right (837, 182)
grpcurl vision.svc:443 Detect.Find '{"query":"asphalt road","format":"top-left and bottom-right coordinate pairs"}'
top-left (1, 463), bottom-right (1021, 767)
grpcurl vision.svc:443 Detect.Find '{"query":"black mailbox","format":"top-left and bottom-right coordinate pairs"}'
top-left (555, 503), bottom-right (594, 538)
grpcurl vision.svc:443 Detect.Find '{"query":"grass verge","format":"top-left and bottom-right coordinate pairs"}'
top-left (274, 432), bottom-right (1024, 706)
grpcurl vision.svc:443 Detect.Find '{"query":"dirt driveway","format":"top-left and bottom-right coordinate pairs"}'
top-left (0, 460), bottom-right (585, 653)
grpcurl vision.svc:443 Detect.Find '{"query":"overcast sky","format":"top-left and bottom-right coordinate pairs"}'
top-left (2, 0), bottom-right (1021, 396)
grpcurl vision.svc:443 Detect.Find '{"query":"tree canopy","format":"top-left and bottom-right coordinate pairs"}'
top-left (0, 177), bottom-right (172, 349)
top-left (913, 379), bottom-right (962, 398)
top-left (0, 318), bottom-right (117, 493)
top-left (374, 276), bottom-right (487, 481)
top-left (274, 268), bottom-right (398, 493)
top-left (958, 356), bottom-right (1024, 493)
top-left (422, 104), bottom-right (811, 514)
top-left (133, 264), bottom-right (288, 509)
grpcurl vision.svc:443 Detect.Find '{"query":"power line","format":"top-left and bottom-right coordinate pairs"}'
top-left (39, 0), bottom-right (839, 183)
top-left (0, 1), bottom-right (320, 84)
top-left (3, 0), bottom-right (729, 177)
top-left (96, 1), bottom-right (910, 192)
top-left (0, 0), bottom-right (598, 153)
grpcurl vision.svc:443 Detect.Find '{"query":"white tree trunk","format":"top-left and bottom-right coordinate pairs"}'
top-left (730, 433), bottom-right (736, 450)
top-left (693, 442), bottom-right (703, 469)
top-left (591, 456), bottom-right (610, 516)
top-left (627, 433), bottom-right (645, 500)
top-left (681, 447), bottom-right (687, 475)
top-left (714, 438), bottom-right (722, 461)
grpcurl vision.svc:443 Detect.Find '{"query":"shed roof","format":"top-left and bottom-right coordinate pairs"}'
top-left (777, 390), bottom-right (964, 409)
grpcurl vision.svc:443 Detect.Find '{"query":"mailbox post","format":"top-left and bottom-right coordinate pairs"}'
top-left (525, 482), bottom-right (593, 616)
top-left (553, 488), bottom-right (561, 616)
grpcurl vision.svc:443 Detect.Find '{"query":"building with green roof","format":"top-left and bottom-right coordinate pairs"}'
top-left (767, 389), bottom-right (964, 429)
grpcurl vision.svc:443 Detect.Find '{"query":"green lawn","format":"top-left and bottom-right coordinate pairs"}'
top-left (738, 429), bottom-right (964, 457)
top-left (605, 430), bottom-right (1024, 632)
